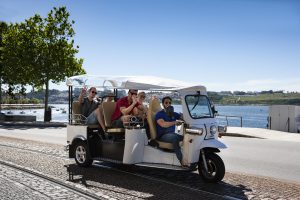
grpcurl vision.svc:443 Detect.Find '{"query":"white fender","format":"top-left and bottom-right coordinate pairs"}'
top-left (199, 139), bottom-right (227, 149)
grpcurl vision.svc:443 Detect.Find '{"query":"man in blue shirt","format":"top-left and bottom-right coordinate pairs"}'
top-left (155, 96), bottom-right (185, 166)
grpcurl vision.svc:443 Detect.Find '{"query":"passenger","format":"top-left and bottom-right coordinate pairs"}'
top-left (155, 96), bottom-right (186, 166)
top-left (136, 91), bottom-right (148, 119)
top-left (103, 92), bottom-right (115, 102)
top-left (136, 91), bottom-right (151, 138)
top-left (111, 89), bottom-right (140, 128)
top-left (78, 86), bottom-right (106, 131)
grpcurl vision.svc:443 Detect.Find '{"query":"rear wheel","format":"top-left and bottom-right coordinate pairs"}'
top-left (74, 141), bottom-right (93, 167)
top-left (198, 152), bottom-right (225, 183)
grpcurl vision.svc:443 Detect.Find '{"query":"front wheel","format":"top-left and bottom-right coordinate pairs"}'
top-left (198, 152), bottom-right (225, 183)
top-left (74, 141), bottom-right (93, 167)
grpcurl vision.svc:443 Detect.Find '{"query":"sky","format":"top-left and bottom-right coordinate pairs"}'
top-left (1, 0), bottom-right (300, 92)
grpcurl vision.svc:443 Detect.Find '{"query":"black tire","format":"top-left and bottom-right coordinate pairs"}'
top-left (198, 152), bottom-right (225, 183)
top-left (74, 141), bottom-right (93, 167)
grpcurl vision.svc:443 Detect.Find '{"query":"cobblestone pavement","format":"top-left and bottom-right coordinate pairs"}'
top-left (1, 136), bottom-right (300, 200)
top-left (0, 137), bottom-right (221, 200)
top-left (0, 164), bottom-right (94, 200)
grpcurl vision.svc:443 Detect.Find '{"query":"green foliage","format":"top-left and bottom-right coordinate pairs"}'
top-left (2, 7), bottom-right (85, 120)
top-left (207, 92), bottom-right (223, 103)
top-left (219, 93), bottom-right (300, 105)
top-left (3, 7), bottom-right (85, 86)
top-left (0, 22), bottom-right (8, 70)
top-left (29, 98), bottom-right (41, 104)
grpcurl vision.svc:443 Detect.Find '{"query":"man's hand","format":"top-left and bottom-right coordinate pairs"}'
top-left (81, 86), bottom-right (87, 95)
top-left (79, 86), bottom-right (87, 103)
top-left (132, 96), bottom-right (138, 106)
top-left (175, 120), bottom-right (184, 126)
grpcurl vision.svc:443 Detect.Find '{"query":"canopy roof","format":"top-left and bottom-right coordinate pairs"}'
top-left (66, 75), bottom-right (206, 92)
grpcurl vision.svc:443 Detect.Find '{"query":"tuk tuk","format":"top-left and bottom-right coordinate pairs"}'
top-left (65, 75), bottom-right (227, 183)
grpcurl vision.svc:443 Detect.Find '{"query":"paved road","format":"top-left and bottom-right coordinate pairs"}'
top-left (0, 126), bottom-right (66, 145)
top-left (219, 136), bottom-right (300, 183)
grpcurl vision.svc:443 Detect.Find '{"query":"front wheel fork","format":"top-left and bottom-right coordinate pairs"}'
top-left (200, 149), bottom-right (208, 172)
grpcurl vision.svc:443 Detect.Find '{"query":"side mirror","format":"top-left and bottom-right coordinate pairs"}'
top-left (211, 105), bottom-right (218, 116)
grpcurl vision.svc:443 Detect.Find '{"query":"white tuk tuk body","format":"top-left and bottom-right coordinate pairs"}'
top-left (66, 75), bottom-right (227, 182)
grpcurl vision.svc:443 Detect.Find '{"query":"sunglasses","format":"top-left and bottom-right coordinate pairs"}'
top-left (140, 96), bottom-right (145, 99)
top-left (164, 101), bottom-right (172, 105)
top-left (130, 91), bottom-right (137, 95)
top-left (91, 91), bottom-right (97, 94)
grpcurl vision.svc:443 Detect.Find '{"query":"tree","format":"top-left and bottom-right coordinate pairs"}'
top-left (3, 7), bottom-right (85, 121)
top-left (0, 21), bottom-right (8, 113)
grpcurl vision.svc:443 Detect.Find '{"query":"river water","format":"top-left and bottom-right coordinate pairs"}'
top-left (3, 104), bottom-right (269, 128)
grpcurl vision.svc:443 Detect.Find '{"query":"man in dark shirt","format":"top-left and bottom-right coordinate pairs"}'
top-left (155, 96), bottom-right (185, 166)
top-left (79, 87), bottom-right (105, 130)
top-left (111, 89), bottom-right (140, 128)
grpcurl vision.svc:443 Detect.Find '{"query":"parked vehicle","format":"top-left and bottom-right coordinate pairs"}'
top-left (65, 75), bottom-right (227, 183)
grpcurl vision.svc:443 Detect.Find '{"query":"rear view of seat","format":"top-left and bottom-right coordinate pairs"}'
top-left (147, 98), bottom-right (174, 150)
top-left (72, 101), bottom-right (99, 128)
top-left (72, 101), bottom-right (83, 124)
top-left (102, 102), bottom-right (125, 133)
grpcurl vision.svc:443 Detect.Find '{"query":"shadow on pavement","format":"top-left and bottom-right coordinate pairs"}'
top-left (65, 163), bottom-right (250, 200)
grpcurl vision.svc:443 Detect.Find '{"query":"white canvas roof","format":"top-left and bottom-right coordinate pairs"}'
top-left (66, 75), bottom-right (206, 92)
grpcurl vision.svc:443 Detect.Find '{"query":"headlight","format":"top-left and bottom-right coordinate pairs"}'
top-left (210, 125), bottom-right (217, 134)
top-left (205, 125), bottom-right (217, 139)
top-left (218, 125), bottom-right (227, 133)
top-left (186, 128), bottom-right (203, 135)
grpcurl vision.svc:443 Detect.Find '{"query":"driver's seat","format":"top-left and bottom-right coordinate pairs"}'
top-left (147, 98), bottom-right (174, 150)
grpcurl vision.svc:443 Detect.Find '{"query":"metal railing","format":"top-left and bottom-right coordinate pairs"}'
top-left (216, 114), bottom-right (243, 127)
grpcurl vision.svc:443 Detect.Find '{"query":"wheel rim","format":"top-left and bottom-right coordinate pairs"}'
top-left (75, 145), bottom-right (86, 164)
top-left (201, 159), bottom-right (217, 179)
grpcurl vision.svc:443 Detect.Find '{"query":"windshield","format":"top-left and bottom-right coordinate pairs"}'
top-left (185, 95), bottom-right (213, 119)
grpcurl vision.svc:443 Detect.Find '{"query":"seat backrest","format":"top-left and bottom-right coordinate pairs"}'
top-left (147, 98), bottom-right (162, 140)
top-left (102, 102), bottom-right (117, 127)
top-left (72, 101), bottom-right (82, 115)
top-left (71, 101), bottom-right (82, 124)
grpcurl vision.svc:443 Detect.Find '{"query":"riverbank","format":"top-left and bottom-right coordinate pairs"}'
top-left (1, 104), bottom-right (44, 109)
top-left (0, 121), bottom-right (67, 127)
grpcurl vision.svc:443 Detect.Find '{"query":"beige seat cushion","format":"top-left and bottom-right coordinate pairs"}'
top-left (102, 102), bottom-right (117, 127)
top-left (102, 102), bottom-right (125, 134)
top-left (147, 98), bottom-right (174, 150)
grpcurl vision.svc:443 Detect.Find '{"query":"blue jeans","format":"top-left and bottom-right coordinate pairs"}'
top-left (158, 133), bottom-right (183, 162)
top-left (86, 111), bottom-right (98, 124)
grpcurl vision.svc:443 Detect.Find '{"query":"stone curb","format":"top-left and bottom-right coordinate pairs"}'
top-left (0, 121), bottom-right (67, 128)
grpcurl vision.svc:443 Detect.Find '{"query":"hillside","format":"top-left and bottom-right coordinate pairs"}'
top-left (2, 89), bottom-right (300, 105)
top-left (212, 93), bottom-right (300, 105)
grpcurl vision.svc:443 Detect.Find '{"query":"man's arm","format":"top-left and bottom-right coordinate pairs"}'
top-left (120, 103), bottom-right (136, 115)
top-left (157, 118), bottom-right (176, 128)
top-left (78, 88), bottom-right (86, 104)
top-left (120, 97), bottom-right (138, 115)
